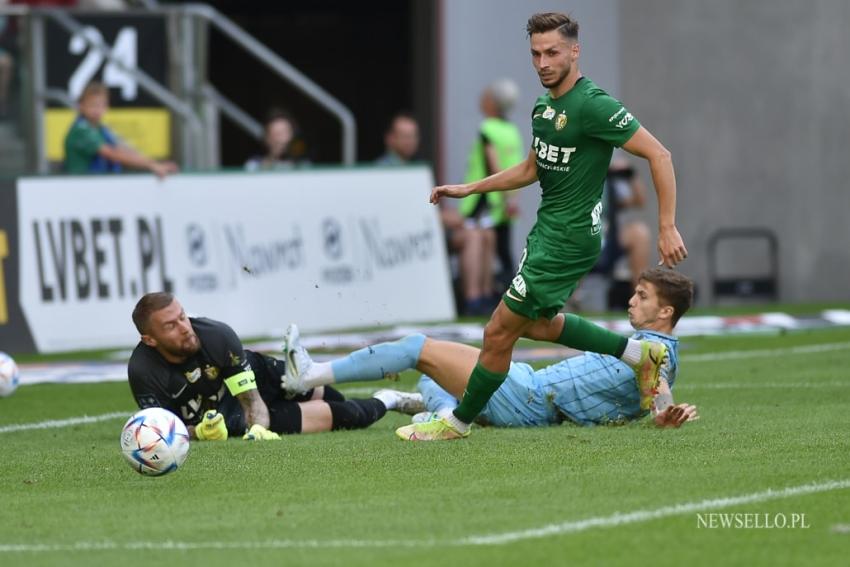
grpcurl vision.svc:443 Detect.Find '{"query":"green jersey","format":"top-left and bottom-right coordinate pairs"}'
top-left (530, 77), bottom-right (640, 242)
top-left (64, 116), bottom-right (121, 174)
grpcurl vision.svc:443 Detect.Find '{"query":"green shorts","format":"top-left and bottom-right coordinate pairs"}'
top-left (503, 230), bottom-right (601, 320)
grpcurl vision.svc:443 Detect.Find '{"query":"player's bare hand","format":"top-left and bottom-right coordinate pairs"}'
top-left (657, 225), bottom-right (688, 267)
top-left (430, 184), bottom-right (474, 204)
top-left (654, 403), bottom-right (699, 428)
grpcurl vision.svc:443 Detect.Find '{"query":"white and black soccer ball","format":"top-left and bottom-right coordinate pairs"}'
top-left (120, 408), bottom-right (190, 476)
top-left (0, 351), bottom-right (20, 398)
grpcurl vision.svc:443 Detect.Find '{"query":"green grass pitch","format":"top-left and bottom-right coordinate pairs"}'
top-left (0, 327), bottom-right (849, 566)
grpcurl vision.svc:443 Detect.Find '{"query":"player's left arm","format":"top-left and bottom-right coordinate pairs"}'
top-left (208, 318), bottom-right (277, 438)
top-left (235, 388), bottom-right (271, 429)
top-left (651, 377), bottom-right (699, 428)
top-left (621, 127), bottom-right (688, 268)
top-left (221, 358), bottom-right (273, 431)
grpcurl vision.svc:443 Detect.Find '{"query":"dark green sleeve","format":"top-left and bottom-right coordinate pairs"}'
top-left (581, 93), bottom-right (641, 147)
top-left (66, 124), bottom-right (105, 157)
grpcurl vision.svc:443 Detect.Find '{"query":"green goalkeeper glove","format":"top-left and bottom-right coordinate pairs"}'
top-left (243, 423), bottom-right (281, 441)
top-left (195, 410), bottom-right (228, 441)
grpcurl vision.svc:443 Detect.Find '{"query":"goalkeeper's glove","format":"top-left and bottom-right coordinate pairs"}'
top-left (243, 423), bottom-right (281, 441)
top-left (195, 410), bottom-right (228, 441)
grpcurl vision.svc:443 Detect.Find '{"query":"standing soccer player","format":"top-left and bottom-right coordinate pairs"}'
top-left (404, 12), bottom-right (687, 441)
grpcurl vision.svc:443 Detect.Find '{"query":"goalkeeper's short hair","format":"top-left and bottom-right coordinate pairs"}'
top-left (132, 292), bottom-right (175, 334)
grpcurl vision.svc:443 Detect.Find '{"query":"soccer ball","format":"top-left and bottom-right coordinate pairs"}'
top-left (0, 351), bottom-right (20, 398)
top-left (120, 408), bottom-right (190, 476)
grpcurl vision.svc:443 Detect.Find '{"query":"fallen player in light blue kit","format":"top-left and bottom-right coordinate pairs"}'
top-left (282, 268), bottom-right (699, 439)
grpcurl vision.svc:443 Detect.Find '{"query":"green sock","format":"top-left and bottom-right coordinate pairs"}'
top-left (557, 314), bottom-right (628, 357)
top-left (453, 363), bottom-right (507, 424)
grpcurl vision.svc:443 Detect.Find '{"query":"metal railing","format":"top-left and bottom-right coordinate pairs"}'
top-left (3, 4), bottom-right (357, 173)
top-left (192, 4), bottom-right (357, 165)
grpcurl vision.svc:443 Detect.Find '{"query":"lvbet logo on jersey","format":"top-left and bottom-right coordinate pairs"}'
top-left (532, 137), bottom-right (577, 165)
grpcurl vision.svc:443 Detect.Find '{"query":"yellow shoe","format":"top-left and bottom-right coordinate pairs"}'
top-left (395, 416), bottom-right (470, 441)
top-left (632, 341), bottom-right (668, 411)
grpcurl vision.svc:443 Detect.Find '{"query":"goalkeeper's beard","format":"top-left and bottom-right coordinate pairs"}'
top-left (163, 333), bottom-right (201, 359)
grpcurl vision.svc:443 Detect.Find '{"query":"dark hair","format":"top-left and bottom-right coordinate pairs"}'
top-left (132, 292), bottom-right (175, 334)
top-left (639, 268), bottom-right (694, 327)
top-left (385, 111), bottom-right (417, 135)
top-left (264, 107), bottom-right (297, 131)
top-left (526, 12), bottom-right (579, 41)
top-left (79, 81), bottom-right (109, 103)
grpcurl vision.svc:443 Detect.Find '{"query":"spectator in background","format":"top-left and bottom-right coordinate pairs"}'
top-left (244, 108), bottom-right (308, 171)
top-left (64, 81), bottom-right (178, 177)
top-left (372, 111), bottom-right (468, 314)
top-left (589, 156), bottom-right (652, 308)
top-left (458, 79), bottom-right (525, 315)
top-left (375, 111), bottom-right (419, 165)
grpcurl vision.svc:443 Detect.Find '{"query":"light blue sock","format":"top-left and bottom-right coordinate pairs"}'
top-left (331, 334), bottom-right (426, 384)
top-left (418, 375), bottom-right (459, 413)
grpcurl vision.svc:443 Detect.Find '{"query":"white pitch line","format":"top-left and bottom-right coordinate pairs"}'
top-left (0, 411), bottom-right (129, 434)
top-left (681, 341), bottom-right (850, 362)
top-left (460, 478), bottom-right (850, 545)
top-left (2, 374), bottom-right (845, 437)
top-left (1, 478), bottom-right (847, 553)
top-left (678, 381), bottom-right (850, 390)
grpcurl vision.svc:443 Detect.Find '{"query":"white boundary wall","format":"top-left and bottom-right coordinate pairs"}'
top-left (16, 167), bottom-right (455, 352)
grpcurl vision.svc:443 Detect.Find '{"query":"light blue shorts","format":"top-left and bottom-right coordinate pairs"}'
top-left (477, 362), bottom-right (560, 428)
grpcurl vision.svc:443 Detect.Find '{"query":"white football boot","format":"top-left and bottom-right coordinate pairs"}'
top-left (281, 323), bottom-right (313, 397)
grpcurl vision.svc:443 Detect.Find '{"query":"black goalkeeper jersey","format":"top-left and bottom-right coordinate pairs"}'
top-left (128, 317), bottom-right (280, 425)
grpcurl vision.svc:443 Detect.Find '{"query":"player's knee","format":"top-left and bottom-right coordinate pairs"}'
top-left (398, 333), bottom-right (427, 365)
top-left (483, 319), bottom-right (516, 350)
top-left (520, 318), bottom-right (544, 341)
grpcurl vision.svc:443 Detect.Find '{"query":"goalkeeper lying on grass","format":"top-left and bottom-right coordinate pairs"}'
top-left (127, 293), bottom-right (422, 442)
top-left (282, 268), bottom-right (699, 439)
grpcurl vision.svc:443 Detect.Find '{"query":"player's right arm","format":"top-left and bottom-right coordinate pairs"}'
top-left (651, 378), bottom-right (698, 428)
top-left (126, 354), bottom-right (200, 436)
top-left (127, 349), bottom-right (219, 440)
top-left (429, 148), bottom-right (538, 204)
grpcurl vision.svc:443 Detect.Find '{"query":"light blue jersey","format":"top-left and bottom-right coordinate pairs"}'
top-left (419, 330), bottom-right (679, 428)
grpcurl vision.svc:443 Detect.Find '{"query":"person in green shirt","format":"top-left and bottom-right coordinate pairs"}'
top-left (458, 79), bottom-right (525, 315)
top-left (402, 12), bottom-right (688, 441)
top-left (63, 81), bottom-right (178, 177)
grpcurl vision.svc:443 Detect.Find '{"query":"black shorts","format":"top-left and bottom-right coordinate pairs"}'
top-left (219, 351), bottom-right (343, 435)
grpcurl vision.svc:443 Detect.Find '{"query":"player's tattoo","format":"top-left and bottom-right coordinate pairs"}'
top-left (237, 388), bottom-right (271, 429)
